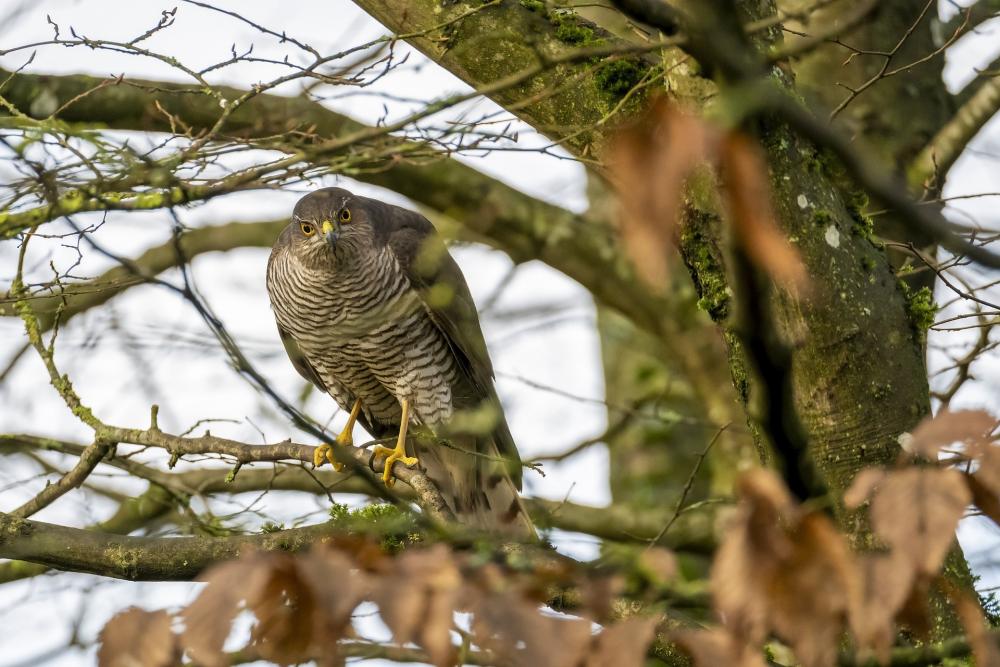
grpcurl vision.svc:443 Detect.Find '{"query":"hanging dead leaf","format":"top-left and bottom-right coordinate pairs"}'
top-left (639, 547), bottom-right (678, 585)
top-left (967, 472), bottom-right (1000, 526)
top-left (712, 470), bottom-right (796, 644)
top-left (972, 443), bottom-right (1000, 494)
top-left (847, 553), bottom-right (916, 663)
top-left (720, 133), bottom-right (808, 292)
top-left (472, 592), bottom-right (592, 667)
top-left (843, 467), bottom-right (886, 509)
top-left (896, 575), bottom-right (934, 640)
top-left (181, 553), bottom-right (273, 667)
top-left (673, 627), bottom-right (768, 667)
top-left (296, 546), bottom-right (369, 638)
top-left (948, 584), bottom-right (1000, 667)
top-left (906, 409), bottom-right (997, 459)
top-left (577, 573), bottom-right (625, 622)
top-left (247, 555), bottom-right (318, 665)
top-left (767, 513), bottom-right (856, 667)
top-left (866, 468), bottom-right (971, 576)
top-left (371, 545), bottom-right (462, 667)
top-left (712, 470), bottom-right (854, 667)
top-left (98, 608), bottom-right (178, 667)
top-left (181, 548), bottom-right (361, 667)
top-left (610, 97), bottom-right (719, 288)
top-left (585, 616), bottom-right (660, 667)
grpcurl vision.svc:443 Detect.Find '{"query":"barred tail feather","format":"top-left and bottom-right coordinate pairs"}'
top-left (415, 435), bottom-right (535, 539)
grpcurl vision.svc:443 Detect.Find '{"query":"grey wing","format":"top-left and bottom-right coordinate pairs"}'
top-left (380, 203), bottom-right (523, 486)
top-left (277, 324), bottom-right (329, 392)
top-left (380, 206), bottom-right (493, 390)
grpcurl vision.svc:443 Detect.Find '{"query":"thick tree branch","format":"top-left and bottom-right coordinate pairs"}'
top-left (0, 433), bottom-right (721, 554)
top-left (909, 72), bottom-right (1000, 190)
top-left (0, 512), bottom-right (348, 580)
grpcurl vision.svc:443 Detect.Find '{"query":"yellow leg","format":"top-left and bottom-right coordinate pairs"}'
top-left (313, 399), bottom-right (362, 472)
top-left (371, 398), bottom-right (419, 487)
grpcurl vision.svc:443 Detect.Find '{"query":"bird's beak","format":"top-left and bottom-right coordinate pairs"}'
top-left (321, 219), bottom-right (339, 248)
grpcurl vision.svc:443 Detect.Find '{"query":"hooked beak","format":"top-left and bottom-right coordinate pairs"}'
top-left (321, 219), bottom-right (339, 248)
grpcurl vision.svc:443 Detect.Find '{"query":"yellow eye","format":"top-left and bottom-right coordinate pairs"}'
top-left (300, 222), bottom-right (316, 237)
top-left (339, 208), bottom-right (351, 223)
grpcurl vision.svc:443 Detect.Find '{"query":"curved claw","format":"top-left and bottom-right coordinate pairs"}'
top-left (372, 445), bottom-right (419, 487)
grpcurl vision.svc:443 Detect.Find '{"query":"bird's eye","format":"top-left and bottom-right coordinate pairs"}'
top-left (339, 208), bottom-right (351, 223)
top-left (300, 222), bottom-right (316, 237)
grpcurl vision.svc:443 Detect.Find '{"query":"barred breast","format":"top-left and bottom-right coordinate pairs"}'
top-left (266, 244), bottom-right (462, 429)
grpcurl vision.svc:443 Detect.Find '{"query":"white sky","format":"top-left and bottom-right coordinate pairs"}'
top-left (0, 2), bottom-right (998, 665)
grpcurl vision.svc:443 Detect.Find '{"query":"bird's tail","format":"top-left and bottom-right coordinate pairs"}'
top-left (415, 432), bottom-right (535, 539)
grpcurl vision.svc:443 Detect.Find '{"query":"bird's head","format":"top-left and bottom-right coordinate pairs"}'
top-left (284, 187), bottom-right (376, 266)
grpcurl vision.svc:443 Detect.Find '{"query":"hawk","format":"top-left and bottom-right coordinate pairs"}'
top-left (266, 187), bottom-right (533, 535)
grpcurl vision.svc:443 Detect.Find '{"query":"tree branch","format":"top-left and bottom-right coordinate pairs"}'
top-left (9, 438), bottom-right (113, 519)
top-left (937, 0), bottom-right (1000, 37)
top-left (0, 511), bottom-right (348, 580)
top-left (0, 219), bottom-right (284, 330)
top-left (0, 433), bottom-right (721, 554)
top-left (0, 66), bottom-right (671, 335)
top-left (909, 70), bottom-right (1000, 190)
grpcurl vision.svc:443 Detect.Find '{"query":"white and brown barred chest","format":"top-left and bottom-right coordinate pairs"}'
top-left (266, 245), bottom-right (462, 427)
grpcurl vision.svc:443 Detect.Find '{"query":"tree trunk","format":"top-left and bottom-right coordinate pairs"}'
top-left (317, 0), bottom-right (982, 627)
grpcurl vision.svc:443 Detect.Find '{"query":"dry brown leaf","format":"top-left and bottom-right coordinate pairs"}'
top-left (907, 409), bottom-right (997, 459)
top-left (970, 439), bottom-right (1000, 529)
top-left (845, 466), bottom-right (975, 658)
top-left (296, 546), bottom-right (369, 636)
top-left (182, 548), bottom-right (360, 667)
top-left (967, 472), bottom-right (1000, 526)
top-left (713, 470), bottom-right (796, 644)
top-left (950, 586), bottom-right (1000, 667)
top-left (372, 545), bottom-right (461, 667)
top-left (181, 554), bottom-right (272, 667)
top-left (472, 592), bottom-right (591, 667)
top-left (847, 553), bottom-right (916, 662)
top-left (248, 556), bottom-right (318, 665)
top-left (868, 468), bottom-right (971, 576)
top-left (974, 446), bottom-right (1000, 496)
top-left (673, 627), bottom-right (768, 667)
top-left (577, 574), bottom-right (624, 622)
top-left (896, 575), bottom-right (934, 640)
top-left (98, 608), bottom-right (177, 667)
top-left (639, 547), bottom-right (678, 585)
top-left (585, 617), bottom-right (660, 667)
top-left (720, 133), bottom-right (808, 291)
top-left (767, 513), bottom-right (855, 667)
top-left (843, 468), bottom-right (886, 509)
top-left (713, 470), bottom-right (854, 667)
top-left (610, 98), bottom-right (718, 288)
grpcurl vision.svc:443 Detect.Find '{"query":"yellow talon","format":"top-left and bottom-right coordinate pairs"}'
top-left (312, 399), bottom-right (362, 473)
top-left (372, 398), bottom-right (418, 487)
top-left (313, 443), bottom-right (344, 472)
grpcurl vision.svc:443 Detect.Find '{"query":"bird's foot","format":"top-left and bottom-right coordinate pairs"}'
top-left (371, 442), bottom-right (418, 487)
top-left (313, 443), bottom-right (344, 472)
top-left (313, 430), bottom-right (353, 472)
top-left (313, 400), bottom-right (363, 472)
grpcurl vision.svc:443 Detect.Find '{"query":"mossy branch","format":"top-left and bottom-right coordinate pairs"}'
top-left (909, 71), bottom-right (1000, 191)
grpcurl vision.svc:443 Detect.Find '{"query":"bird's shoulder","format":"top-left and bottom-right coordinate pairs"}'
top-left (367, 198), bottom-right (495, 388)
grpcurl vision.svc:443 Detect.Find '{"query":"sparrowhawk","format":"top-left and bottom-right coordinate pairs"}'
top-left (266, 187), bottom-right (533, 535)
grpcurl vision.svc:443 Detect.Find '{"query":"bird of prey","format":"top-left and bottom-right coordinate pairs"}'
top-left (266, 187), bottom-right (533, 535)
